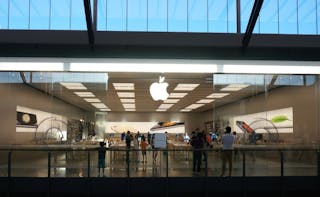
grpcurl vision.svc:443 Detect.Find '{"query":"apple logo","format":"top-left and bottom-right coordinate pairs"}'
top-left (149, 76), bottom-right (169, 101)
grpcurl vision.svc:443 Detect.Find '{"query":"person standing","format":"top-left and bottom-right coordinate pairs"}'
top-left (97, 141), bottom-right (108, 177)
top-left (125, 131), bottom-right (133, 166)
top-left (190, 130), bottom-right (204, 172)
top-left (220, 126), bottom-right (235, 177)
top-left (140, 137), bottom-right (147, 163)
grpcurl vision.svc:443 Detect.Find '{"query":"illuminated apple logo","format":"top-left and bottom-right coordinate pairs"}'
top-left (149, 76), bottom-right (169, 101)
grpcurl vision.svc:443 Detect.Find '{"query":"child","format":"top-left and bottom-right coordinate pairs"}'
top-left (97, 141), bottom-right (107, 177)
top-left (140, 137), bottom-right (147, 163)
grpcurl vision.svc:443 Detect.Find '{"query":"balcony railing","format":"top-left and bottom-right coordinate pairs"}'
top-left (0, 145), bottom-right (319, 178)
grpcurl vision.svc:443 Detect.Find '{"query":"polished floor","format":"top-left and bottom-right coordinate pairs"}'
top-left (0, 147), bottom-right (318, 178)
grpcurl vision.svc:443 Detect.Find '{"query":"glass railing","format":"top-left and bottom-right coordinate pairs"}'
top-left (0, 145), bottom-right (319, 178)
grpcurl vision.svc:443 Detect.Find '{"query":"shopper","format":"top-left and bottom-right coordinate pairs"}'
top-left (125, 131), bottom-right (133, 165)
top-left (151, 134), bottom-right (158, 164)
top-left (140, 137), bottom-right (147, 163)
top-left (97, 141), bottom-right (108, 177)
top-left (220, 126), bottom-right (235, 177)
top-left (190, 130), bottom-right (204, 172)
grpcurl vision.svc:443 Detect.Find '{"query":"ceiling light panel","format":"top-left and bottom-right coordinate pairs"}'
top-left (185, 104), bottom-right (205, 109)
top-left (196, 99), bottom-right (215, 103)
top-left (117, 92), bottom-right (135, 98)
top-left (156, 109), bottom-right (167, 112)
top-left (113, 83), bottom-right (134, 90)
top-left (74, 92), bottom-right (95, 97)
top-left (163, 99), bottom-right (180, 103)
top-left (174, 83), bottom-right (200, 91)
top-left (158, 104), bottom-right (174, 109)
top-left (100, 108), bottom-right (111, 111)
top-left (120, 99), bottom-right (135, 103)
top-left (125, 108), bottom-right (136, 111)
top-left (206, 93), bottom-right (230, 98)
top-left (91, 103), bottom-right (108, 108)
top-left (180, 109), bottom-right (192, 112)
top-left (122, 103), bottom-right (136, 108)
top-left (84, 98), bottom-right (101, 103)
top-left (220, 84), bottom-right (250, 91)
top-left (60, 82), bottom-right (87, 90)
top-left (168, 93), bottom-right (188, 98)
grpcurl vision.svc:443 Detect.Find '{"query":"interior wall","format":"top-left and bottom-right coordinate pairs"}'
top-left (202, 80), bottom-right (320, 144)
top-left (0, 83), bottom-right (86, 145)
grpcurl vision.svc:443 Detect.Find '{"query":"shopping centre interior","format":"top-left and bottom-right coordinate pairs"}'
top-left (0, 0), bottom-right (320, 196)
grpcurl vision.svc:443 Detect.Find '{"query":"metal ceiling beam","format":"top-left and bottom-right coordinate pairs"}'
top-left (242, 0), bottom-right (264, 49)
top-left (83, 0), bottom-right (95, 49)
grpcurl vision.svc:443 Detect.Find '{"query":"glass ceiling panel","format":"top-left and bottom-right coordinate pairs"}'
top-left (0, 72), bottom-right (23, 83)
top-left (0, 0), bottom-right (320, 35)
top-left (30, 72), bottom-right (108, 84)
top-left (213, 74), bottom-right (273, 86)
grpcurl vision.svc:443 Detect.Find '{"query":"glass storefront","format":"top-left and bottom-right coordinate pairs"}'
top-left (0, 59), bottom-right (319, 177)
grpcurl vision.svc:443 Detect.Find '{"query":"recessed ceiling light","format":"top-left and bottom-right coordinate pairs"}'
top-left (84, 98), bottom-right (101, 103)
top-left (125, 108), bottom-right (136, 111)
top-left (174, 83), bottom-right (199, 91)
top-left (122, 103), bottom-right (135, 108)
top-left (74, 92), bottom-right (95, 97)
top-left (180, 109), bottom-right (192, 112)
top-left (91, 103), bottom-right (108, 108)
top-left (163, 99), bottom-right (180, 103)
top-left (100, 108), bottom-right (111, 111)
top-left (60, 82), bottom-right (87, 90)
top-left (206, 93), bottom-right (230, 98)
top-left (185, 104), bottom-right (205, 109)
top-left (220, 84), bottom-right (250, 91)
top-left (120, 99), bottom-right (135, 103)
top-left (113, 83), bottom-right (134, 90)
top-left (117, 92), bottom-right (135, 98)
top-left (156, 109), bottom-right (167, 112)
top-left (168, 93), bottom-right (188, 98)
top-left (196, 99), bottom-right (215, 103)
top-left (158, 104), bottom-right (174, 109)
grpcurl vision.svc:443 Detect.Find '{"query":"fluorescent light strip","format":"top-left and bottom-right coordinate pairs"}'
top-left (2, 59), bottom-right (320, 74)
top-left (113, 83), bottom-right (134, 90)
top-left (185, 104), bottom-right (205, 109)
top-left (117, 92), bottom-right (135, 98)
top-left (70, 62), bottom-right (218, 73)
top-left (168, 93), bottom-right (188, 98)
top-left (84, 98), bottom-right (101, 102)
top-left (74, 92), bottom-right (95, 97)
top-left (91, 103), bottom-right (108, 108)
top-left (0, 62), bottom-right (64, 71)
top-left (100, 108), bottom-right (111, 111)
top-left (174, 84), bottom-right (200, 91)
top-left (206, 93), bottom-right (230, 98)
top-left (158, 104), bottom-right (174, 109)
top-left (122, 103), bottom-right (135, 108)
top-left (222, 64), bottom-right (320, 74)
top-left (1, 59), bottom-right (320, 74)
top-left (196, 99), bottom-right (214, 103)
top-left (163, 99), bottom-right (180, 103)
top-left (180, 109), bottom-right (192, 112)
top-left (60, 83), bottom-right (87, 90)
top-left (120, 99), bottom-right (135, 103)
top-left (220, 84), bottom-right (250, 91)
top-left (125, 109), bottom-right (136, 111)
top-left (156, 109), bottom-right (167, 112)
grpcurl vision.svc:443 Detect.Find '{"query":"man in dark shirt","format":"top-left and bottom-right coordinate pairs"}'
top-left (190, 131), bottom-right (204, 172)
